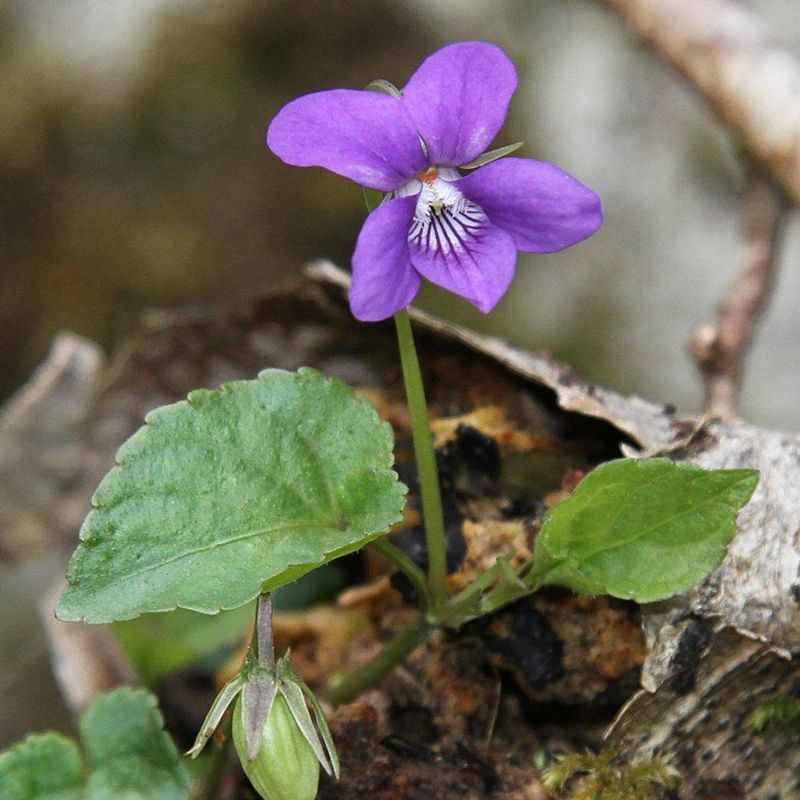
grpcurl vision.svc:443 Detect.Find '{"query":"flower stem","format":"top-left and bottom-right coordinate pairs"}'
top-left (324, 614), bottom-right (432, 706)
top-left (393, 309), bottom-right (448, 614)
top-left (255, 593), bottom-right (275, 671)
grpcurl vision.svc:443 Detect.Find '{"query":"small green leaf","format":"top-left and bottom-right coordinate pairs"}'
top-left (57, 368), bottom-right (406, 623)
top-left (0, 733), bottom-right (83, 800)
top-left (0, 689), bottom-right (188, 800)
top-left (528, 458), bottom-right (758, 602)
top-left (460, 141), bottom-right (523, 169)
top-left (81, 688), bottom-right (188, 800)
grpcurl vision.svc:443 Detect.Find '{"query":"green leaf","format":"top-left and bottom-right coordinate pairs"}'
top-left (57, 368), bottom-right (406, 623)
top-left (81, 688), bottom-right (188, 800)
top-left (0, 733), bottom-right (83, 800)
top-left (0, 689), bottom-right (188, 800)
top-left (113, 603), bottom-right (255, 685)
top-left (115, 565), bottom-right (348, 685)
top-left (460, 141), bottom-right (523, 169)
top-left (528, 458), bottom-right (758, 602)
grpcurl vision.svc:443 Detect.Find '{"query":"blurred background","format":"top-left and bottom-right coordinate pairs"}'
top-left (2, 0), bottom-right (799, 427)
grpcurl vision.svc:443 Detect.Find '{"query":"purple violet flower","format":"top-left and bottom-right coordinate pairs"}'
top-left (267, 41), bottom-right (602, 321)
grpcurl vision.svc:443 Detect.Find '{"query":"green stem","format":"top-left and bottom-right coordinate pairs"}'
top-left (437, 560), bottom-right (507, 628)
top-left (393, 309), bottom-right (448, 613)
top-left (371, 538), bottom-right (431, 610)
top-left (325, 615), bottom-right (432, 706)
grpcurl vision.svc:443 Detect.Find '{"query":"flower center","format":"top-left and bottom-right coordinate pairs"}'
top-left (417, 166), bottom-right (439, 185)
top-left (408, 174), bottom-right (487, 259)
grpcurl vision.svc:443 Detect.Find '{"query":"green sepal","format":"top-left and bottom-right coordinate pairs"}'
top-left (365, 79), bottom-right (402, 98)
top-left (186, 673), bottom-right (246, 758)
top-left (198, 650), bottom-right (340, 791)
top-left (241, 675), bottom-right (278, 762)
top-left (279, 676), bottom-right (334, 778)
top-left (363, 188), bottom-right (388, 212)
top-left (293, 673), bottom-right (341, 779)
top-left (460, 141), bottom-right (523, 169)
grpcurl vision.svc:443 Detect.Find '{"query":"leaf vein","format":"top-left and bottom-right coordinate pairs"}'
top-left (100, 520), bottom-right (332, 585)
top-left (575, 475), bottom-right (740, 562)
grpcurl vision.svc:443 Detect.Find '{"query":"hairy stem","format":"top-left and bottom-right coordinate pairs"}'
top-left (325, 615), bottom-right (432, 706)
top-left (393, 309), bottom-right (448, 613)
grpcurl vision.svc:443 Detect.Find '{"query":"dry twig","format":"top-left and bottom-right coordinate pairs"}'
top-left (690, 177), bottom-right (788, 418)
top-left (598, 0), bottom-right (795, 418)
top-left (598, 0), bottom-right (800, 206)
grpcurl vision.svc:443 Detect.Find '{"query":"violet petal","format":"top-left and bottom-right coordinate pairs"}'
top-left (351, 196), bottom-right (420, 321)
top-left (402, 41), bottom-right (517, 168)
top-left (457, 157), bottom-right (603, 252)
top-left (267, 90), bottom-right (426, 191)
top-left (408, 211), bottom-right (517, 313)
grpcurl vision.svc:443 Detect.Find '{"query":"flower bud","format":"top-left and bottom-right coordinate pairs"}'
top-left (232, 692), bottom-right (320, 800)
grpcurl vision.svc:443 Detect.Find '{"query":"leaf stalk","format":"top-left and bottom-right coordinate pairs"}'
top-left (324, 614), bottom-right (432, 706)
top-left (371, 537), bottom-right (432, 611)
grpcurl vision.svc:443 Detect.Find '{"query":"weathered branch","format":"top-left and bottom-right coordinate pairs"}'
top-left (598, 0), bottom-right (800, 207)
top-left (690, 177), bottom-right (787, 418)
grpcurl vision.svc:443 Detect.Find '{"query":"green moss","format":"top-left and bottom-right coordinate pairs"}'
top-left (542, 749), bottom-right (677, 799)
top-left (749, 695), bottom-right (800, 735)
